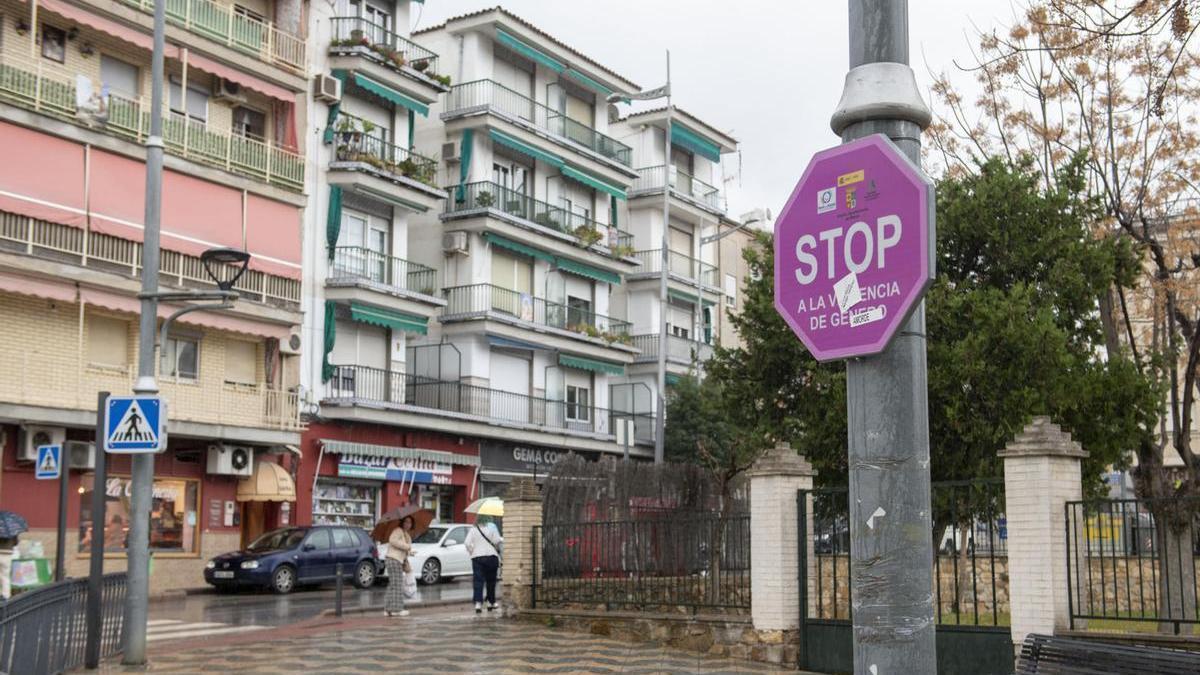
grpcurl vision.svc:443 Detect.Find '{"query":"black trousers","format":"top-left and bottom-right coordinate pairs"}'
top-left (472, 555), bottom-right (499, 604)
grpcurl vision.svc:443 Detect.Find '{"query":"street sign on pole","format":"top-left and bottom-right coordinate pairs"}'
top-left (35, 444), bottom-right (61, 480)
top-left (774, 134), bottom-right (935, 361)
top-left (104, 396), bottom-right (166, 453)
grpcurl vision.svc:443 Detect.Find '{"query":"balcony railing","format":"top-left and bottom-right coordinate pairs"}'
top-left (629, 334), bottom-right (714, 363)
top-left (443, 284), bottom-right (632, 341)
top-left (327, 365), bottom-right (616, 434)
top-left (631, 249), bottom-right (719, 287)
top-left (330, 17), bottom-right (444, 82)
top-left (329, 246), bottom-right (437, 295)
top-left (0, 55), bottom-right (304, 190)
top-left (331, 127), bottom-right (439, 188)
top-left (448, 181), bottom-right (634, 254)
top-left (632, 165), bottom-right (722, 210)
top-left (443, 79), bottom-right (632, 166)
top-left (118, 0), bottom-right (306, 73)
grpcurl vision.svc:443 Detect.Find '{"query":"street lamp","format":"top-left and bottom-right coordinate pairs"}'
top-left (154, 248), bottom-right (249, 355)
top-left (200, 247), bottom-right (251, 292)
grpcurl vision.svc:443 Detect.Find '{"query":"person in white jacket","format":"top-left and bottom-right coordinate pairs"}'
top-left (464, 518), bottom-right (503, 613)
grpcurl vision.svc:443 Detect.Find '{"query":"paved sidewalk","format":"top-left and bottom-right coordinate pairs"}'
top-left (103, 604), bottom-right (793, 674)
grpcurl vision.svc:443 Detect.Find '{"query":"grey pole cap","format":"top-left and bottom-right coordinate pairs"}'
top-left (830, 62), bottom-right (933, 135)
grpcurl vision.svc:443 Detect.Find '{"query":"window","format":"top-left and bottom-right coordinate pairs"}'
top-left (668, 299), bottom-right (694, 340)
top-left (87, 315), bottom-right (129, 369)
top-left (567, 296), bottom-right (592, 328)
top-left (168, 77), bottom-right (209, 122)
top-left (565, 91), bottom-right (594, 128)
top-left (100, 56), bottom-right (140, 99)
top-left (305, 529), bottom-right (332, 550)
top-left (492, 158), bottom-right (531, 197)
top-left (225, 340), bottom-right (257, 385)
top-left (490, 250), bottom-right (533, 317)
top-left (669, 226), bottom-right (694, 277)
top-left (232, 106), bottom-right (266, 140)
top-left (444, 527), bottom-right (467, 545)
top-left (41, 24), bottom-right (66, 63)
top-left (233, 4), bottom-right (266, 24)
top-left (78, 475), bottom-right (199, 554)
top-left (566, 385), bottom-right (591, 422)
top-left (331, 528), bottom-right (356, 549)
top-left (724, 273), bottom-right (737, 307)
top-left (337, 210), bottom-right (388, 282)
top-left (161, 335), bottom-right (199, 380)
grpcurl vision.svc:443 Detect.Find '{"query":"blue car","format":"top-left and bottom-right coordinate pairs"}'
top-left (204, 525), bottom-right (379, 594)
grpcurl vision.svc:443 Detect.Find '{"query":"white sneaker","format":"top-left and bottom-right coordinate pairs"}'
top-left (397, 610), bottom-right (410, 617)
top-left (474, 602), bottom-right (482, 614)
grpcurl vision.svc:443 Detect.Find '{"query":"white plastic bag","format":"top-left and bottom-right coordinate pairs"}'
top-left (402, 570), bottom-right (418, 599)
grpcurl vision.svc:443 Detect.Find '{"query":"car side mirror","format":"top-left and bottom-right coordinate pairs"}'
top-left (442, 541), bottom-right (454, 547)
top-left (302, 543), bottom-right (315, 551)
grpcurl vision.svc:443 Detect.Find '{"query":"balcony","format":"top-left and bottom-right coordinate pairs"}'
top-left (631, 165), bottom-right (722, 211)
top-left (629, 334), bottom-right (714, 364)
top-left (443, 283), bottom-right (632, 344)
top-left (329, 17), bottom-right (449, 100)
top-left (329, 247), bottom-right (437, 294)
top-left (630, 249), bottom-right (719, 287)
top-left (117, 0), bottom-right (305, 74)
top-left (326, 365), bottom-right (619, 435)
top-left (0, 55), bottom-right (304, 191)
top-left (443, 80), bottom-right (632, 166)
top-left (447, 181), bottom-right (634, 256)
top-left (329, 124), bottom-right (443, 209)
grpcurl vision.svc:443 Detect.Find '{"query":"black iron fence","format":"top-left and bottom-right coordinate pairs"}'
top-left (532, 512), bottom-right (751, 614)
top-left (330, 118), bottom-right (439, 188)
top-left (1065, 496), bottom-right (1200, 634)
top-left (329, 16), bottom-right (441, 77)
top-left (0, 573), bottom-right (126, 674)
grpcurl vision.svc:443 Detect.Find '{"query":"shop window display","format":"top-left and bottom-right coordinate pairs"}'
top-left (78, 475), bottom-right (199, 554)
top-left (312, 480), bottom-right (379, 528)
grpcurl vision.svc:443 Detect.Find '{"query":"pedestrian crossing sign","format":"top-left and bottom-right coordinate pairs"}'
top-left (35, 444), bottom-right (61, 480)
top-left (104, 395), bottom-right (166, 453)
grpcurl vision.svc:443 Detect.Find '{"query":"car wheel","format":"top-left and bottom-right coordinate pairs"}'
top-left (271, 565), bottom-right (296, 594)
top-left (421, 559), bottom-right (441, 585)
top-left (353, 560), bottom-right (376, 589)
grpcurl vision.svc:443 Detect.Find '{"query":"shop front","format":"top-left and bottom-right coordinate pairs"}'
top-left (477, 441), bottom-right (605, 498)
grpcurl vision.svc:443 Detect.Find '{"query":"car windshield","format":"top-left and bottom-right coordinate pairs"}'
top-left (247, 528), bottom-right (308, 551)
top-left (413, 527), bottom-right (446, 544)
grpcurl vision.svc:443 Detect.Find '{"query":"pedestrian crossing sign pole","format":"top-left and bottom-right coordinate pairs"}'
top-left (104, 395), bottom-right (167, 454)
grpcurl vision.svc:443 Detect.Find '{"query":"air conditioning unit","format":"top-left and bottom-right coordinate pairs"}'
top-left (18, 425), bottom-right (66, 462)
top-left (213, 78), bottom-right (246, 104)
top-left (207, 444), bottom-right (254, 477)
top-left (442, 231), bottom-right (469, 255)
top-left (314, 73), bottom-right (342, 104)
top-left (279, 329), bottom-right (302, 355)
top-left (442, 141), bottom-right (459, 163)
top-left (65, 440), bottom-right (96, 470)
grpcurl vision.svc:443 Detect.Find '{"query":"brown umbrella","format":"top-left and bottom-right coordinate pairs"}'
top-left (370, 505), bottom-right (435, 542)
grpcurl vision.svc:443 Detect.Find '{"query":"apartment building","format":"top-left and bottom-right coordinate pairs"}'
top-left (0, 0), bottom-right (308, 590)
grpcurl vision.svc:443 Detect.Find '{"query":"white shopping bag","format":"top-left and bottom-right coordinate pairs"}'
top-left (402, 570), bottom-right (418, 599)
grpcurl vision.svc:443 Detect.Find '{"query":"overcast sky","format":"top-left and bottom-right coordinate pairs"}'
top-left (411, 1), bottom-right (1016, 221)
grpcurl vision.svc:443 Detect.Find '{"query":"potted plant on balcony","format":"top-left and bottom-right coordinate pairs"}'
top-left (475, 191), bottom-right (495, 208)
top-left (412, 58), bottom-right (430, 72)
top-left (533, 212), bottom-right (561, 230)
top-left (335, 117), bottom-right (360, 160)
top-left (611, 243), bottom-right (636, 258)
top-left (573, 225), bottom-right (603, 249)
top-left (350, 28), bottom-right (365, 44)
top-left (434, 74), bottom-right (452, 87)
top-left (397, 157), bottom-right (418, 178)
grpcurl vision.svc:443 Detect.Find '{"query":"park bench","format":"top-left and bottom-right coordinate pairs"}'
top-left (1016, 633), bottom-right (1200, 674)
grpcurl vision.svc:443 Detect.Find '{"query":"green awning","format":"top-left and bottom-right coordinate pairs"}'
top-left (671, 122), bottom-right (721, 163)
top-left (321, 440), bottom-right (480, 466)
top-left (321, 300), bottom-right (337, 383)
top-left (484, 232), bottom-right (555, 263)
top-left (668, 288), bottom-right (717, 307)
top-left (456, 128), bottom-right (474, 203)
top-left (559, 354), bottom-right (625, 376)
top-left (564, 68), bottom-right (613, 97)
top-left (325, 185), bottom-right (343, 262)
top-left (344, 70), bottom-right (429, 117)
top-left (489, 128), bottom-right (564, 167)
top-left (556, 256), bottom-right (620, 285)
top-left (496, 28), bottom-right (565, 73)
top-left (666, 373), bottom-right (683, 386)
top-left (560, 165), bottom-right (626, 201)
top-left (349, 302), bottom-right (429, 334)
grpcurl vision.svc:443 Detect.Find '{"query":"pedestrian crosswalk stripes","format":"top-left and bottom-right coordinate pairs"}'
top-left (146, 619), bottom-right (268, 643)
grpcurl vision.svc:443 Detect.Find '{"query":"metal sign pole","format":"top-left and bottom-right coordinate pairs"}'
top-left (55, 459), bottom-right (68, 581)
top-left (837, 2), bottom-right (936, 672)
top-left (85, 391), bottom-right (110, 670)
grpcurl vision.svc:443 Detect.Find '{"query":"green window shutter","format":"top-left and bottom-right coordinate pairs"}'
top-left (560, 165), bottom-right (626, 200)
top-left (488, 128), bottom-right (565, 167)
top-left (456, 129), bottom-right (474, 203)
top-left (326, 186), bottom-right (343, 262)
top-left (348, 302), bottom-right (429, 334)
top-left (496, 28), bottom-right (565, 73)
top-left (558, 353), bottom-right (625, 376)
top-left (610, 196), bottom-right (618, 229)
top-left (321, 300), bottom-right (337, 383)
top-left (322, 102), bottom-right (340, 145)
top-left (483, 232), bottom-right (555, 263)
top-left (670, 123), bottom-right (722, 163)
top-left (556, 256), bottom-right (620, 285)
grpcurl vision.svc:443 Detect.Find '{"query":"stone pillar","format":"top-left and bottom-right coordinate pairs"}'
top-left (747, 443), bottom-right (816, 632)
top-left (999, 416), bottom-right (1088, 653)
top-left (500, 477), bottom-right (543, 615)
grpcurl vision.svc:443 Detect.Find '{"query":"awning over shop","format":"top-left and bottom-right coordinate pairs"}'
top-left (489, 128), bottom-right (564, 167)
top-left (671, 122), bottom-right (722, 163)
top-left (555, 257), bottom-right (620, 285)
top-left (483, 232), bottom-right (555, 263)
top-left (560, 166), bottom-right (626, 201)
top-left (348, 302), bottom-right (429, 334)
top-left (496, 28), bottom-right (565, 73)
top-left (321, 440), bottom-right (481, 467)
top-left (237, 461), bottom-right (297, 503)
top-left (559, 353), bottom-right (625, 376)
top-left (336, 70), bottom-right (429, 116)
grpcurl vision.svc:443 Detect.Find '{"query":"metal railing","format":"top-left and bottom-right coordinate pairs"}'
top-left (442, 284), bottom-right (632, 338)
top-left (629, 334), bottom-right (714, 363)
top-left (0, 55), bottom-right (304, 191)
top-left (330, 17), bottom-right (442, 78)
top-left (117, 0), bottom-right (306, 73)
top-left (1066, 496), bottom-right (1200, 634)
top-left (329, 246), bottom-right (437, 295)
top-left (447, 181), bottom-right (634, 253)
top-left (0, 573), bottom-right (126, 674)
top-left (632, 165), bottom-right (722, 210)
top-left (330, 127), bottom-right (439, 188)
top-left (532, 512), bottom-right (751, 614)
top-left (631, 249), bottom-right (719, 286)
top-left (443, 79), bottom-right (632, 165)
top-left (0, 211), bottom-right (301, 307)
top-left (326, 365), bottom-right (616, 434)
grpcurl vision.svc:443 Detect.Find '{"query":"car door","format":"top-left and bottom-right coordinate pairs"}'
top-left (331, 528), bottom-right (360, 576)
top-left (297, 529), bottom-right (334, 581)
top-left (441, 526), bottom-right (470, 576)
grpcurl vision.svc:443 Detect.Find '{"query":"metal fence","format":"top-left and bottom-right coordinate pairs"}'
top-left (330, 119), bottom-right (439, 187)
top-left (329, 246), bottom-right (438, 295)
top-left (330, 16), bottom-right (441, 76)
top-left (0, 573), bottom-right (126, 674)
top-left (1066, 496), bottom-right (1200, 634)
top-left (532, 511), bottom-right (751, 614)
top-left (442, 283), bottom-right (632, 337)
top-left (630, 249), bottom-right (720, 287)
top-left (631, 165), bottom-right (722, 210)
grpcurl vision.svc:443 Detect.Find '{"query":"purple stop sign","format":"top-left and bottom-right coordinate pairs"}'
top-left (774, 134), bottom-right (935, 362)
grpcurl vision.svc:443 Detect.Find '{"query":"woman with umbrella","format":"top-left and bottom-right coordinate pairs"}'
top-left (0, 511), bottom-right (29, 600)
top-left (372, 506), bottom-right (433, 618)
top-left (463, 497), bottom-right (504, 614)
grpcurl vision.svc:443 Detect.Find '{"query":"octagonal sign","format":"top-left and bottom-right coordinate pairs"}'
top-left (774, 134), bottom-right (935, 362)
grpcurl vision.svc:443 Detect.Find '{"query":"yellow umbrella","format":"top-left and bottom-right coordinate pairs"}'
top-left (464, 496), bottom-right (504, 517)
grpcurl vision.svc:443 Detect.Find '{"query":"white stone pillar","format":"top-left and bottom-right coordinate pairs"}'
top-left (998, 416), bottom-right (1088, 652)
top-left (748, 443), bottom-right (816, 631)
top-left (500, 477), bottom-right (542, 615)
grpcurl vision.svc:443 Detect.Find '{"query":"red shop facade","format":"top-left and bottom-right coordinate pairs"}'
top-left (297, 422), bottom-right (481, 529)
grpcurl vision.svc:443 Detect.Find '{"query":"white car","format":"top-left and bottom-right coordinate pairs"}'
top-left (377, 524), bottom-right (472, 584)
